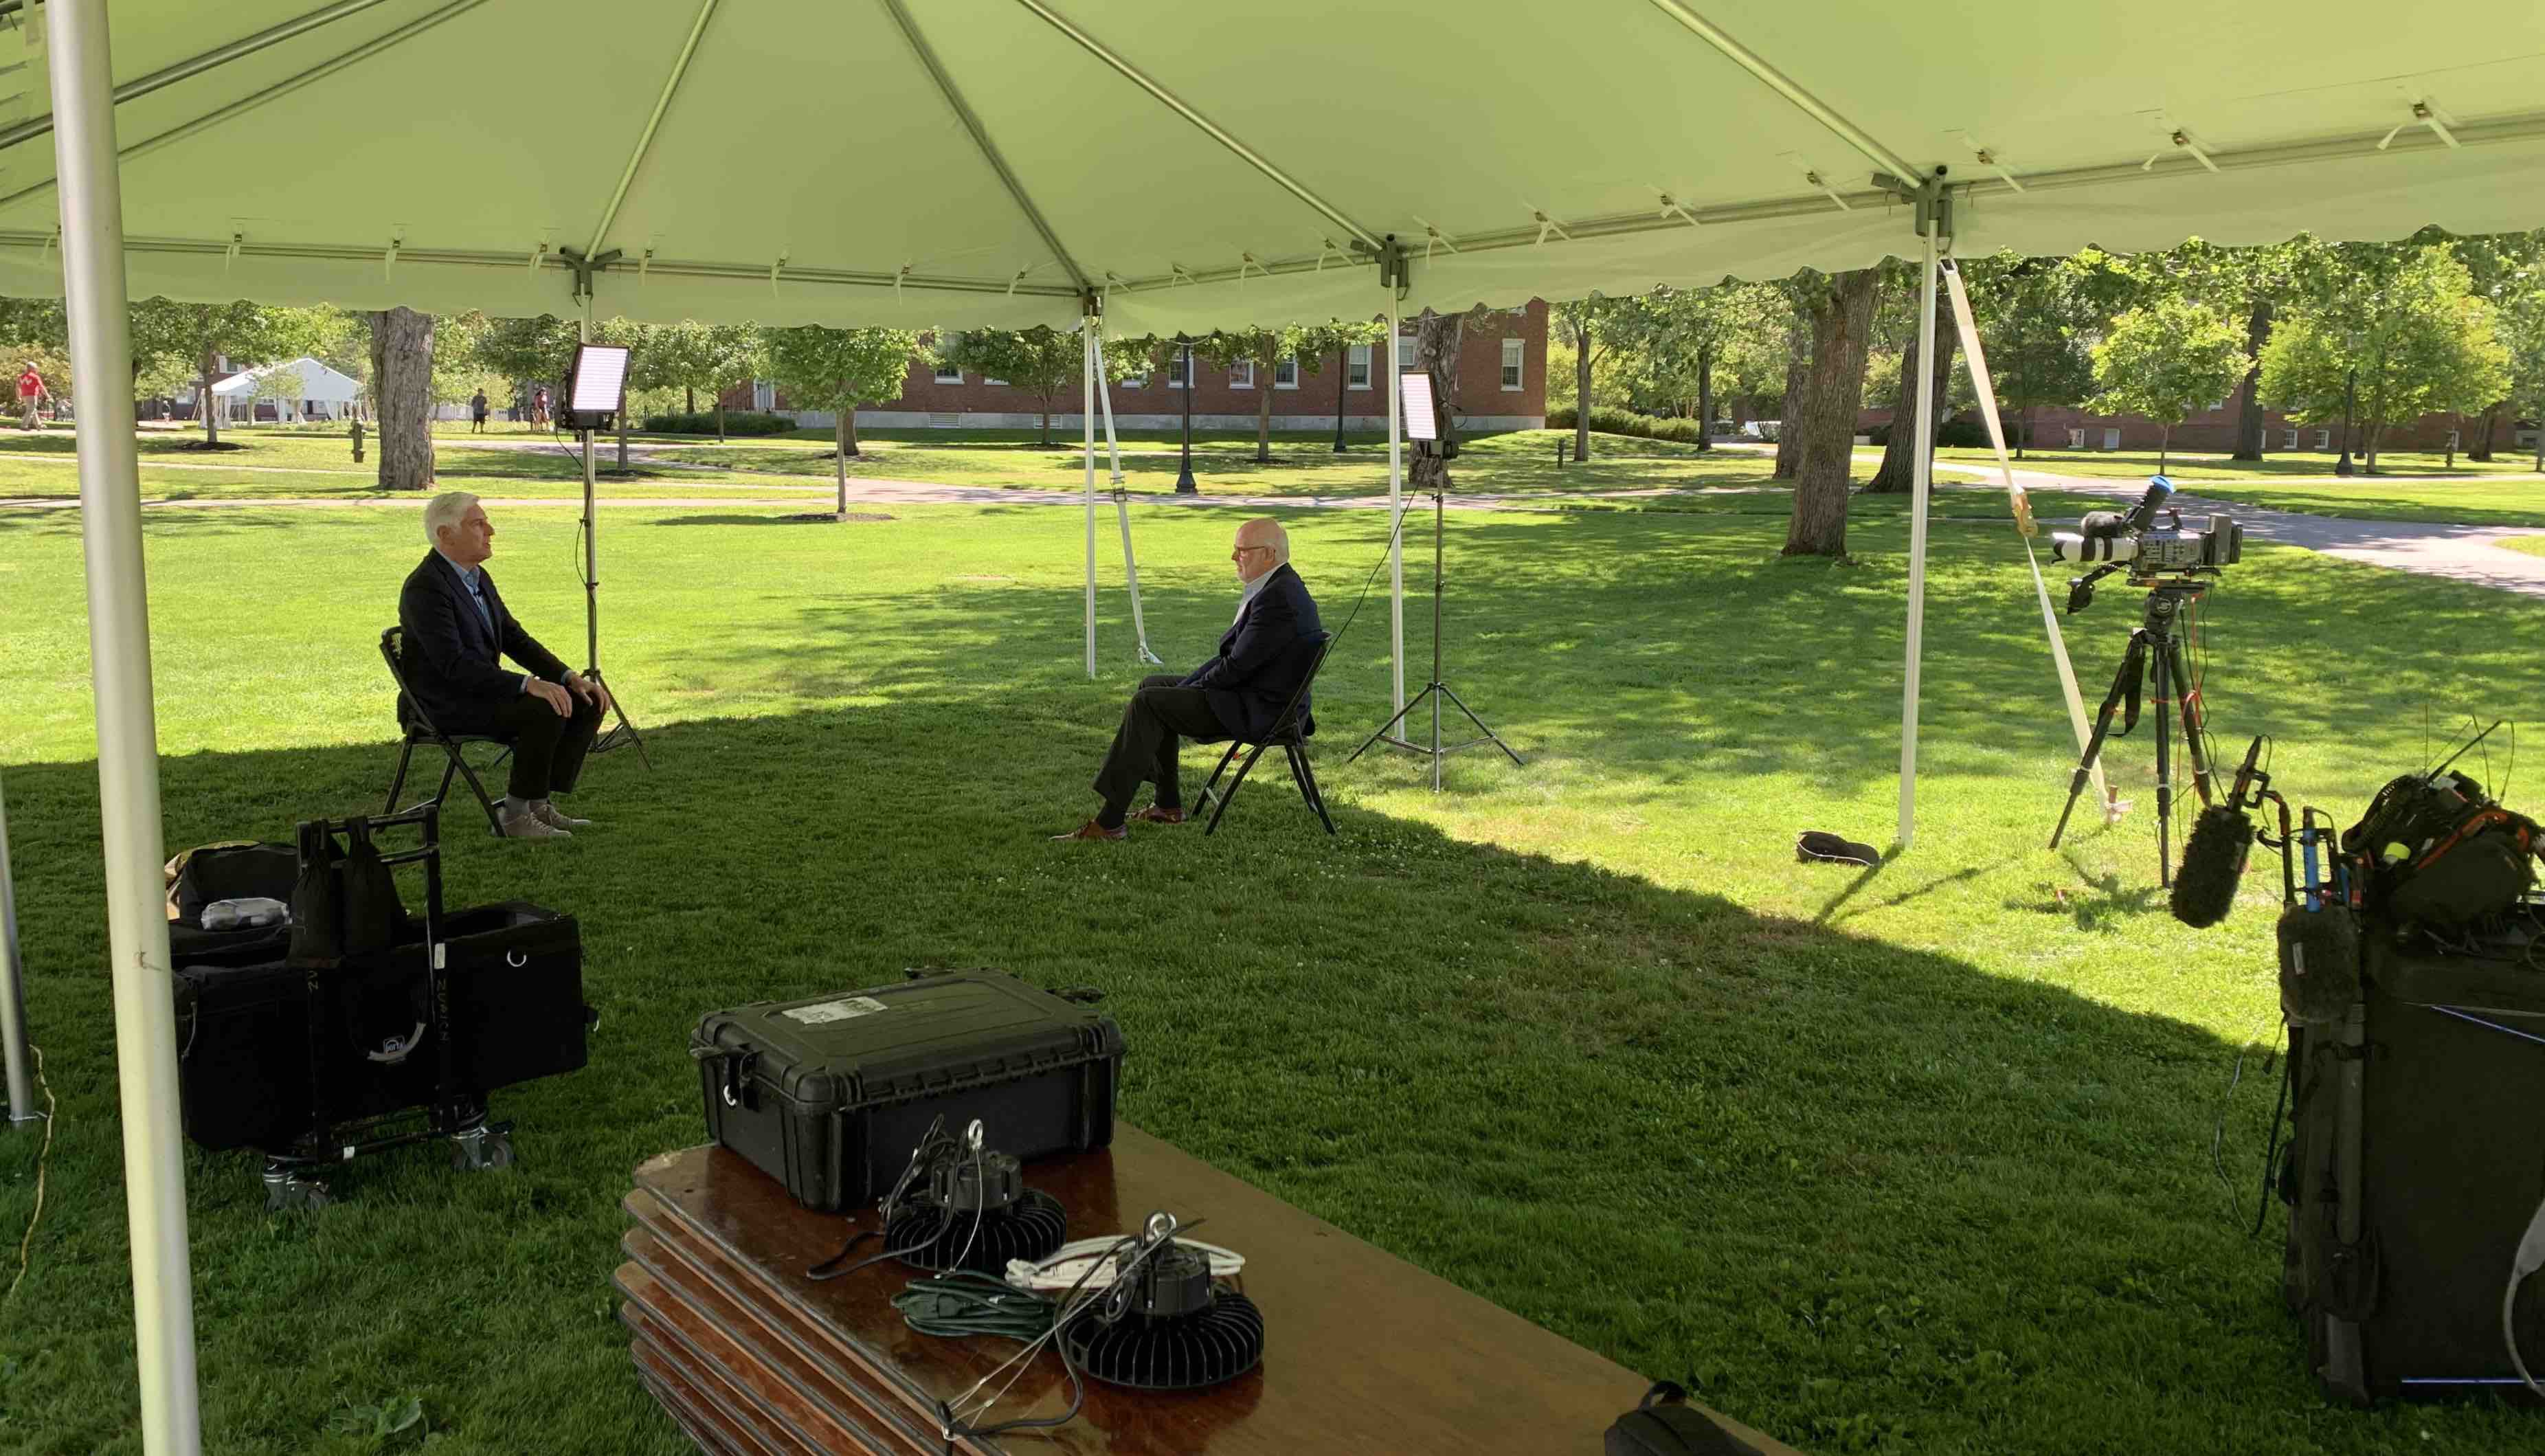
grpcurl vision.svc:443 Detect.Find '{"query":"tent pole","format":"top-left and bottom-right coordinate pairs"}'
top-left (576, 308), bottom-right (601, 673)
top-left (0, 775), bottom-right (34, 1125)
top-left (1898, 222), bottom-right (1940, 847)
top-left (45, 1), bottom-right (206, 1448)
top-left (1093, 325), bottom-right (1159, 665)
top-left (1094, 326), bottom-right (1123, 483)
top-left (1081, 311), bottom-right (1097, 679)
top-left (1385, 283), bottom-right (1404, 716)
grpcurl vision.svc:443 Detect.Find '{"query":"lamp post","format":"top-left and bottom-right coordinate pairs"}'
top-left (2334, 364), bottom-right (2357, 477)
top-left (1174, 337), bottom-right (1197, 494)
top-left (1332, 343), bottom-right (1349, 453)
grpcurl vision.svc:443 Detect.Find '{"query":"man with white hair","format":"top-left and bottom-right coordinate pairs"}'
top-left (398, 491), bottom-right (609, 839)
top-left (1055, 517), bottom-right (1322, 841)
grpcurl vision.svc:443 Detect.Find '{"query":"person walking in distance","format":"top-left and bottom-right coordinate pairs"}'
top-left (470, 388), bottom-right (490, 434)
top-left (14, 361), bottom-right (49, 430)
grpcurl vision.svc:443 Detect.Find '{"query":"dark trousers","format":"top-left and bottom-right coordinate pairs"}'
top-left (455, 690), bottom-right (604, 800)
top-left (1092, 673), bottom-right (1228, 827)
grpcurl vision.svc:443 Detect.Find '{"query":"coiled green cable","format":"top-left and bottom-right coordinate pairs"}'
top-left (893, 1272), bottom-right (1057, 1342)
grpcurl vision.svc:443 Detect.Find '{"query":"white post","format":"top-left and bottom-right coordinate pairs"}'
top-left (1081, 314), bottom-right (1097, 678)
top-left (1094, 327), bottom-right (1160, 664)
top-left (0, 775), bottom-right (34, 1124)
top-left (1093, 328), bottom-right (1123, 484)
top-left (45, 1), bottom-right (206, 1448)
top-left (1384, 289), bottom-right (1405, 715)
top-left (1898, 225), bottom-right (1940, 847)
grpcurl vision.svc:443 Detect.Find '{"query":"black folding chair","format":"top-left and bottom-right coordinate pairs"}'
top-left (1196, 631), bottom-right (1337, 837)
top-left (379, 625), bottom-right (512, 837)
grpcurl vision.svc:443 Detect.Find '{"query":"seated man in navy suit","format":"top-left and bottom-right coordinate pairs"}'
top-left (399, 491), bottom-right (609, 840)
top-left (1057, 517), bottom-right (1321, 841)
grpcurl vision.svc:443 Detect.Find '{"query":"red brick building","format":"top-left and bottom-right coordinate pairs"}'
top-left (727, 302), bottom-right (1549, 433)
top-left (1860, 398), bottom-right (2538, 456)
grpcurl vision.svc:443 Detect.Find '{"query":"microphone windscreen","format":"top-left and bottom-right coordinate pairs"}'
top-left (2171, 805), bottom-right (2254, 928)
top-left (2277, 904), bottom-right (2362, 1026)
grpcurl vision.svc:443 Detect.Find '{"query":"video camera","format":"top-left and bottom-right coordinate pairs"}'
top-left (2049, 475), bottom-right (2242, 614)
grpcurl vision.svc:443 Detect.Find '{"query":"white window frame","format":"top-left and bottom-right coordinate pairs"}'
top-left (2314, 428), bottom-right (2332, 450)
top-left (932, 363), bottom-right (962, 384)
top-left (2282, 427), bottom-right (2298, 449)
top-left (1273, 357), bottom-right (1299, 390)
top-left (1231, 361), bottom-right (1255, 390)
top-left (1499, 337), bottom-right (1525, 392)
top-left (1167, 353), bottom-right (1189, 389)
top-left (2101, 427), bottom-right (2122, 450)
top-left (1347, 344), bottom-right (1372, 390)
top-left (983, 377), bottom-right (1008, 386)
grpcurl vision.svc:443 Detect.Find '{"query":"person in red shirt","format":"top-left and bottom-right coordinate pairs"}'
top-left (14, 363), bottom-right (48, 430)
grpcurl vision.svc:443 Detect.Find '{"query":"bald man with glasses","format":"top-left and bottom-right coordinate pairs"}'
top-left (1056, 517), bottom-right (1322, 841)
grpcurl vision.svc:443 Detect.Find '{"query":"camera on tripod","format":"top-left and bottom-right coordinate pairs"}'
top-left (2049, 476), bottom-right (2243, 614)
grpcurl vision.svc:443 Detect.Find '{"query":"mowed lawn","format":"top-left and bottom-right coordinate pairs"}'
top-left (1, 493), bottom-right (2539, 1455)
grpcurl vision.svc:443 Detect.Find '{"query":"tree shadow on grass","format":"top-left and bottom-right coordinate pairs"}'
top-left (1, 693), bottom-right (2522, 1456)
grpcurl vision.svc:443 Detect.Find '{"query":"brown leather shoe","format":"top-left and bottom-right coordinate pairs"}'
top-left (1051, 820), bottom-right (1127, 842)
top-left (1128, 805), bottom-right (1188, 825)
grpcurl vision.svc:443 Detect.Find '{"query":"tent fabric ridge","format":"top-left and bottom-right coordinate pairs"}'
top-left (1639, 0), bottom-right (1920, 186)
top-left (0, 0), bottom-right (403, 157)
top-left (1002, 0), bottom-right (1383, 251)
top-left (875, 0), bottom-right (1090, 292)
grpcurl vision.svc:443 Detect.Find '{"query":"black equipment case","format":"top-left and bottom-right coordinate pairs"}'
top-left (2282, 918), bottom-right (2545, 1402)
top-left (169, 808), bottom-right (594, 1206)
top-left (693, 970), bottom-right (1125, 1213)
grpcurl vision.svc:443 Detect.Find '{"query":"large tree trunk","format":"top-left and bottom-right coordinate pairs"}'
top-left (1772, 304), bottom-right (1810, 480)
top-left (717, 396), bottom-right (728, 442)
top-left (2469, 404), bottom-right (2500, 462)
top-left (2230, 298), bottom-right (2273, 461)
top-left (1783, 269), bottom-right (1883, 559)
top-left (1407, 310), bottom-right (1466, 494)
top-left (685, 385), bottom-right (696, 415)
top-left (369, 307), bottom-right (436, 491)
top-left (1256, 375), bottom-right (1272, 463)
top-left (617, 414), bottom-right (630, 470)
top-left (1040, 405), bottom-right (1053, 447)
top-left (836, 408), bottom-right (849, 516)
top-left (1573, 324), bottom-right (1591, 462)
top-left (2017, 404), bottom-right (2032, 460)
top-left (200, 348), bottom-right (221, 445)
top-left (1695, 343), bottom-right (1714, 452)
top-left (2157, 422), bottom-right (2172, 474)
top-left (1863, 302), bottom-right (1958, 493)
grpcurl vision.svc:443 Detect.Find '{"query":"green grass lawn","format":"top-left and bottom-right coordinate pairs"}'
top-left (2497, 535), bottom-right (2545, 559)
top-left (1920, 449), bottom-right (2545, 528)
top-left (3, 491), bottom-right (2535, 1455)
top-left (1930, 445), bottom-right (2544, 481)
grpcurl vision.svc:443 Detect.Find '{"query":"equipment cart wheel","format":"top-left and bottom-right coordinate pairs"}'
top-left (449, 1120), bottom-right (515, 1172)
top-left (262, 1163), bottom-right (330, 1213)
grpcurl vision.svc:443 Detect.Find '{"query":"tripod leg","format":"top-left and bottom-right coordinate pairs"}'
top-left (1348, 686), bottom-right (1431, 763)
top-left (590, 671), bottom-right (652, 770)
top-left (2165, 638), bottom-right (2220, 810)
top-left (2153, 634), bottom-right (2175, 887)
top-left (2050, 634), bottom-right (2149, 850)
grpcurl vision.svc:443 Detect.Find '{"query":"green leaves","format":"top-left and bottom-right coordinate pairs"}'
top-left (2260, 246), bottom-right (2511, 449)
top-left (324, 1393), bottom-right (431, 1450)
top-left (763, 325), bottom-right (928, 411)
top-left (2088, 295), bottom-right (2247, 429)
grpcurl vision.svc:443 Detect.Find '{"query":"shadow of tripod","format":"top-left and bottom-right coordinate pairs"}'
top-left (2049, 579), bottom-right (2219, 885)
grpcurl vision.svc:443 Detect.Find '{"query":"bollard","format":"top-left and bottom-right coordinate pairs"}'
top-left (350, 415), bottom-right (364, 463)
top-left (1556, 436), bottom-right (1568, 467)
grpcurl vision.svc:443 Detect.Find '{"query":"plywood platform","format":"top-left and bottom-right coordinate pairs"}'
top-left (619, 1128), bottom-right (1802, 1455)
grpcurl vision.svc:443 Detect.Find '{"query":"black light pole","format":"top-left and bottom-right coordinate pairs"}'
top-left (1332, 344), bottom-right (1349, 453)
top-left (2335, 364), bottom-right (2358, 477)
top-left (1175, 337), bottom-right (1198, 493)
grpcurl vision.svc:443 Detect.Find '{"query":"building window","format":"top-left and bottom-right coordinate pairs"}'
top-left (1273, 357), bottom-right (1299, 390)
top-left (1167, 353), bottom-right (1188, 389)
top-left (1397, 327), bottom-right (1420, 364)
top-left (983, 377), bottom-right (1007, 386)
top-left (1231, 361), bottom-right (1255, 389)
top-left (2067, 427), bottom-right (2086, 449)
top-left (2208, 399), bottom-right (2226, 412)
top-left (1347, 344), bottom-right (1372, 390)
top-left (2282, 427), bottom-right (2298, 449)
top-left (2101, 427), bottom-right (2122, 450)
top-left (2314, 429), bottom-right (2331, 451)
top-left (1500, 337), bottom-right (1525, 391)
top-left (933, 363), bottom-right (962, 384)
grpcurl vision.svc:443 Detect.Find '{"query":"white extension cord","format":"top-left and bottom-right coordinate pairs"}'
top-left (1004, 1235), bottom-right (1245, 1295)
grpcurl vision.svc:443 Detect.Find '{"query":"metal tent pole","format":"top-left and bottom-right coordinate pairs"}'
top-left (1081, 309), bottom-right (1097, 678)
top-left (1093, 324), bottom-right (1123, 484)
top-left (1897, 208), bottom-right (1942, 847)
top-left (0, 775), bottom-right (34, 1125)
top-left (1384, 275), bottom-right (1405, 715)
top-left (45, 1), bottom-right (205, 1448)
top-left (1092, 326), bottom-right (1159, 664)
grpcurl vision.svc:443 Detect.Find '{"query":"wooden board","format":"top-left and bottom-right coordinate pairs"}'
top-left (622, 1128), bottom-right (1805, 1455)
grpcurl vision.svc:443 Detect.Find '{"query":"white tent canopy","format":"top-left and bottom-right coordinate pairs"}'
top-left (205, 354), bottom-right (359, 418)
top-left (21, 4), bottom-right (2545, 1451)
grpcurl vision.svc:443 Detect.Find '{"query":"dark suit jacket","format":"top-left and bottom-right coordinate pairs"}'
top-left (396, 550), bottom-right (569, 732)
top-left (1180, 562), bottom-right (1323, 741)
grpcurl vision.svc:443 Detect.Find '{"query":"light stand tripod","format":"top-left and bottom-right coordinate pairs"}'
top-left (577, 425), bottom-right (651, 766)
top-left (2048, 578), bottom-right (2219, 884)
top-left (1349, 484), bottom-right (1523, 789)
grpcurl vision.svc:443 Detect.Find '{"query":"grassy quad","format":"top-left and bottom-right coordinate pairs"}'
top-left (1, 494), bottom-right (2537, 1455)
top-left (1925, 445), bottom-right (2545, 481)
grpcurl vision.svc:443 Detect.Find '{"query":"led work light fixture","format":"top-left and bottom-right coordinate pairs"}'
top-left (1399, 370), bottom-right (1439, 443)
top-left (561, 342), bottom-right (631, 431)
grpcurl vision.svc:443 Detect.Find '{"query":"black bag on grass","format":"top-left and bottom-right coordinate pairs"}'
top-left (1604, 1382), bottom-right (1762, 1456)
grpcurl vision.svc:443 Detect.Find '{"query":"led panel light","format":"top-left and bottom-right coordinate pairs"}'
top-left (1399, 371), bottom-right (1437, 442)
top-left (567, 343), bottom-right (631, 416)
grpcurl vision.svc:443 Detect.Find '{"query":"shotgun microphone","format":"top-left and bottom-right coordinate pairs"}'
top-left (2171, 735), bottom-right (2263, 928)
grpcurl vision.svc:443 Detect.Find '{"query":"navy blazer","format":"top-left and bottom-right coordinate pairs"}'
top-left (396, 550), bottom-right (569, 732)
top-left (1180, 562), bottom-right (1323, 741)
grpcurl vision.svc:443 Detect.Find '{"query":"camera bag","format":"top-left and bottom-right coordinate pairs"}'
top-left (164, 840), bottom-right (300, 972)
top-left (693, 970), bottom-right (1124, 1212)
top-left (2343, 770), bottom-right (2538, 928)
top-left (1604, 1382), bottom-right (1762, 1456)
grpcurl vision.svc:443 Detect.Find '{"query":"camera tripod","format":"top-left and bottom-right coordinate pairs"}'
top-left (1349, 486), bottom-right (1523, 790)
top-left (2048, 579), bottom-right (2219, 885)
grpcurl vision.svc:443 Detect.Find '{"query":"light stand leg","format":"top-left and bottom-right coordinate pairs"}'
top-left (1385, 288), bottom-right (1404, 717)
top-left (0, 776), bottom-right (35, 1125)
top-left (1431, 489), bottom-right (1443, 792)
top-left (579, 427), bottom-right (651, 766)
top-left (1347, 487), bottom-right (1522, 781)
top-left (47, 1), bottom-right (205, 1444)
